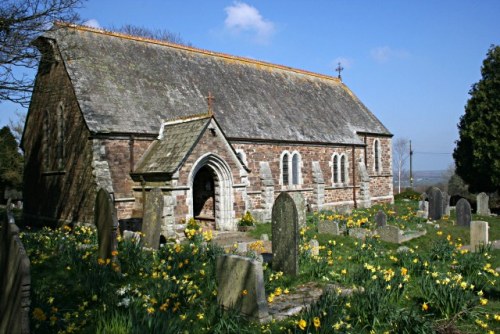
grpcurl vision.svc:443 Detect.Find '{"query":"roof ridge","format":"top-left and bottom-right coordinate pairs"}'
top-left (157, 111), bottom-right (212, 139)
top-left (53, 21), bottom-right (341, 83)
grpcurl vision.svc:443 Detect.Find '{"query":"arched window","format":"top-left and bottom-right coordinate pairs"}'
top-left (374, 139), bottom-right (381, 173)
top-left (340, 154), bottom-right (346, 183)
top-left (332, 154), bottom-right (339, 184)
top-left (291, 152), bottom-right (300, 185)
top-left (282, 152), bottom-right (289, 186)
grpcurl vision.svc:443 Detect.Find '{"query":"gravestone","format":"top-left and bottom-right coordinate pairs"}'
top-left (94, 188), bottom-right (119, 260)
top-left (476, 192), bottom-right (491, 216)
top-left (428, 187), bottom-right (443, 220)
top-left (141, 188), bottom-right (164, 249)
top-left (318, 221), bottom-right (340, 235)
top-left (272, 192), bottom-right (299, 276)
top-left (375, 210), bottom-right (387, 227)
top-left (377, 225), bottom-right (400, 243)
top-left (289, 192), bottom-right (306, 228)
top-left (442, 192), bottom-right (451, 216)
top-left (456, 198), bottom-right (472, 227)
top-left (216, 255), bottom-right (270, 322)
top-left (309, 239), bottom-right (319, 256)
top-left (470, 221), bottom-right (489, 252)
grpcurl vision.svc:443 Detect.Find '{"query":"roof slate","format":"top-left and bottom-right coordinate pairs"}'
top-left (134, 117), bottom-right (210, 175)
top-left (42, 23), bottom-right (391, 145)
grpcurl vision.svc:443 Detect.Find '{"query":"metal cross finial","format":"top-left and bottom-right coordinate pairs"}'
top-left (335, 62), bottom-right (344, 81)
top-left (206, 91), bottom-right (215, 115)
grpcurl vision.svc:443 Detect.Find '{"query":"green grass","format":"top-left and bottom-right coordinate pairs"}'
top-left (17, 200), bottom-right (500, 333)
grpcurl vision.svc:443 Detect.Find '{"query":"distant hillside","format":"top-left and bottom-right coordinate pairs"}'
top-left (394, 170), bottom-right (449, 189)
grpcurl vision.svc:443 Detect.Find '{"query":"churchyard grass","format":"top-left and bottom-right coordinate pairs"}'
top-left (19, 200), bottom-right (500, 333)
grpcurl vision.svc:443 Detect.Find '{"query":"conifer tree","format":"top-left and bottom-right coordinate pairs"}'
top-left (453, 45), bottom-right (500, 193)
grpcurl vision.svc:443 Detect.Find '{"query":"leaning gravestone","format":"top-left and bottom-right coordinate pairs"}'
top-left (456, 198), bottom-right (472, 227)
top-left (428, 187), bottom-right (443, 220)
top-left (272, 192), bottom-right (299, 276)
top-left (476, 192), bottom-right (491, 216)
top-left (375, 210), bottom-right (387, 227)
top-left (216, 254), bottom-right (270, 322)
top-left (289, 192), bottom-right (306, 228)
top-left (94, 188), bottom-right (119, 260)
top-left (141, 188), bottom-right (164, 249)
top-left (470, 221), bottom-right (489, 252)
top-left (318, 221), bottom-right (340, 235)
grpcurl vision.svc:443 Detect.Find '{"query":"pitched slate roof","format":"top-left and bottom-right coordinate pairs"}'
top-left (41, 22), bottom-right (391, 145)
top-left (134, 115), bottom-right (211, 175)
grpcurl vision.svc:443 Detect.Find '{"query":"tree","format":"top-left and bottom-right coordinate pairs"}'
top-left (112, 24), bottom-right (192, 47)
top-left (0, 126), bottom-right (23, 197)
top-left (1, 0), bottom-right (84, 107)
top-left (393, 137), bottom-right (410, 194)
top-left (453, 45), bottom-right (500, 193)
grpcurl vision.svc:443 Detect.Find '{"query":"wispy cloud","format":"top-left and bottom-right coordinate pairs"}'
top-left (83, 19), bottom-right (101, 29)
top-left (332, 57), bottom-right (353, 70)
top-left (224, 2), bottom-right (275, 43)
top-left (370, 46), bottom-right (409, 63)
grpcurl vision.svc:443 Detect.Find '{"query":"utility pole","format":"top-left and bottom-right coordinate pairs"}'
top-left (409, 140), bottom-right (414, 188)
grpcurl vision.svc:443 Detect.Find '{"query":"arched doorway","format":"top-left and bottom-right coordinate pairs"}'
top-left (192, 166), bottom-right (216, 228)
top-left (188, 153), bottom-right (235, 231)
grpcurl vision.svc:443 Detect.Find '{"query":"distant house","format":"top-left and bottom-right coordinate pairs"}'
top-left (21, 22), bottom-right (393, 237)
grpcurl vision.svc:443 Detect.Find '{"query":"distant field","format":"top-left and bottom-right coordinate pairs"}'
top-left (394, 170), bottom-right (448, 189)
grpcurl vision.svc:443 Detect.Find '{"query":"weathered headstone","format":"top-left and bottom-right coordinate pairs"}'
top-left (428, 187), bottom-right (443, 220)
top-left (375, 210), bottom-right (387, 227)
top-left (418, 200), bottom-right (428, 213)
top-left (349, 228), bottom-right (370, 240)
top-left (476, 192), bottom-right (491, 216)
top-left (377, 225), bottom-right (401, 243)
top-left (272, 192), bottom-right (299, 276)
top-left (289, 192), bottom-right (306, 228)
top-left (442, 192), bottom-right (451, 216)
top-left (309, 239), bottom-right (319, 256)
top-left (141, 188), bottom-right (164, 249)
top-left (456, 198), bottom-right (472, 227)
top-left (470, 221), bottom-right (489, 252)
top-left (216, 255), bottom-right (270, 322)
top-left (318, 221), bottom-right (340, 235)
top-left (94, 188), bottom-right (119, 260)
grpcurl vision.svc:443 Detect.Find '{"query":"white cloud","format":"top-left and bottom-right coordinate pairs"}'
top-left (224, 2), bottom-right (275, 43)
top-left (332, 57), bottom-right (353, 70)
top-left (83, 19), bottom-right (101, 29)
top-left (370, 46), bottom-right (410, 63)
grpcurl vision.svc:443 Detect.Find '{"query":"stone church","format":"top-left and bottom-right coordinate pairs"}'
top-left (21, 22), bottom-right (393, 238)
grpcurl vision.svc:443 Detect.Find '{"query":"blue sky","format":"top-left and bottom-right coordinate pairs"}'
top-left (2, 0), bottom-right (499, 171)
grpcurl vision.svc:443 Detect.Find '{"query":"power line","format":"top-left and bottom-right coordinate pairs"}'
top-left (413, 151), bottom-right (452, 155)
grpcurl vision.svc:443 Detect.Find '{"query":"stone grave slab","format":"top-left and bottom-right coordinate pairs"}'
top-left (456, 198), bottom-right (472, 227)
top-left (94, 188), bottom-right (119, 260)
top-left (470, 221), bottom-right (489, 252)
top-left (309, 239), bottom-right (319, 256)
top-left (476, 192), bottom-right (491, 216)
top-left (272, 192), bottom-right (299, 276)
top-left (141, 188), bottom-right (164, 249)
top-left (318, 221), bottom-right (340, 235)
top-left (216, 255), bottom-right (270, 322)
top-left (289, 192), bottom-right (306, 228)
top-left (428, 187), bottom-right (443, 220)
top-left (375, 210), bottom-right (387, 227)
top-left (377, 225), bottom-right (400, 243)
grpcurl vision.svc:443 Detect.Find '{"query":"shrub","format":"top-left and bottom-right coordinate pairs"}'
top-left (395, 188), bottom-right (421, 201)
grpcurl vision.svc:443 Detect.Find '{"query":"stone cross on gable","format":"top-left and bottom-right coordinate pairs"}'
top-left (206, 91), bottom-right (215, 115)
top-left (335, 62), bottom-right (344, 81)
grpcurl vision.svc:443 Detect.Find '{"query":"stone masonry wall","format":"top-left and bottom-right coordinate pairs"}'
top-left (23, 47), bottom-right (96, 225)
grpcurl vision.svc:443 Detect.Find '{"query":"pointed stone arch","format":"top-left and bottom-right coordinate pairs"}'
top-left (188, 153), bottom-right (235, 231)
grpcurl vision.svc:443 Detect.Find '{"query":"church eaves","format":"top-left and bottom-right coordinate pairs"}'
top-left (40, 22), bottom-right (391, 145)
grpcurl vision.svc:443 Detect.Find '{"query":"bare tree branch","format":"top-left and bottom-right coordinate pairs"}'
top-left (0, 0), bottom-right (85, 107)
top-left (393, 137), bottom-right (410, 194)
